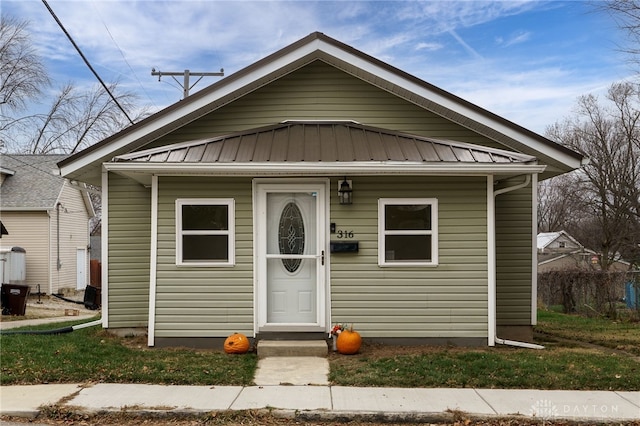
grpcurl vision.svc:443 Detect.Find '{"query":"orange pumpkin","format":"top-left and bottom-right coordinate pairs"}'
top-left (336, 326), bottom-right (362, 355)
top-left (224, 333), bottom-right (250, 354)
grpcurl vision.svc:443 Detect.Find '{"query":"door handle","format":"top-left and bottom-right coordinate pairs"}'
top-left (321, 250), bottom-right (325, 266)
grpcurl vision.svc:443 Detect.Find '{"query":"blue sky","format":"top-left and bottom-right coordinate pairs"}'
top-left (3, 0), bottom-right (631, 134)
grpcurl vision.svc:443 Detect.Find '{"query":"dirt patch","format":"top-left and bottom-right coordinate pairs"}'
top-left (329, 341), bottom-right (489, 359)
top-left (0, 292), bottom-right (98, 322)
top-left (3, 410), bottom-right (639, 426)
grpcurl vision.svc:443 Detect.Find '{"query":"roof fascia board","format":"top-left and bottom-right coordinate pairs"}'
top-left (557, 230), bottom-right (584, 248)
top-left (69, 180), bottom-right (96, 218)
top-left (104, 161), bottom-right (546, 176)
top-left (538, 254), bottom-right (570, 265)
top-left (0, 207), bottom-right (51, 212)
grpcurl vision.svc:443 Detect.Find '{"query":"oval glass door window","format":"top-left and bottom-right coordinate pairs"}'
top-left (278, 202), bottom-right (305, 272)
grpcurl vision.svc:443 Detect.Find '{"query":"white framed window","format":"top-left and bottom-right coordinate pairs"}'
top-left (176, 198), bottom-right (235, 266)
top-left (378, 198), bottom-right (438, 267)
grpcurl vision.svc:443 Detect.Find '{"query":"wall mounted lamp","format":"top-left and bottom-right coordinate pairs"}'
top-left (338, 177), bottom-right (353, 205)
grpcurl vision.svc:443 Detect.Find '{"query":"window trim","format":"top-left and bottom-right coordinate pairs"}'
top-left (378, 198), bottom-right (438, 267)
top-left (176, 198), bottom-right (235, 267)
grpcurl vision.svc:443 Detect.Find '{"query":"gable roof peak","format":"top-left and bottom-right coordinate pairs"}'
top-left (58, 32), bottom-right (583, 185)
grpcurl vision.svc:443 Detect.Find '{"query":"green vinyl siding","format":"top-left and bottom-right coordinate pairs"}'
top-left (329, 176), bottom-right (488, 338)
top-left (107, 173), bottom-right (151, 327)
top-left (145, 61), bottom-right (503, 151)
top-left (147, 175), bottom-right (487, 339)
top-left (154, 177), bottom-right (253, 338)
top-left (495, 182), bottom-right (534, 325)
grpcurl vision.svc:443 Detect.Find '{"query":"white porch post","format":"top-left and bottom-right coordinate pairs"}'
top-left (487, 175), bottom-right (496, 346)
top-left (147, 175), bottom-right (158, 347)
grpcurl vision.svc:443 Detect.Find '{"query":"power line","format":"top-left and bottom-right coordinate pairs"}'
top-left (41, 0), bottom-right (134, 125)
top-left (92, 2), bottom-right (157, 109)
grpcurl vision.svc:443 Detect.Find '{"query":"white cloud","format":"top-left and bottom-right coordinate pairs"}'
top-left (415, 41), bottom-right (443, 52)
top-left (2, 0), bottom-right (627, 134)
top-left (499, 31), bottom-right (532, 47)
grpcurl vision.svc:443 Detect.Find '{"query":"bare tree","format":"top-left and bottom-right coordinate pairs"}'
top-left (545, 82), bottom-right (640, 270)
top-left (598, 0), bottom-right (640, 67)
top-left (6, 80), bottom-right (145, 154)
top-left (0, 14), bottom-right (147, 155)
top-left (0, 15), bottom-right (49, 113)
top-left (0, 14), bottom-right (49, 152)
top-left (537, 174), bottom-right (584, 233)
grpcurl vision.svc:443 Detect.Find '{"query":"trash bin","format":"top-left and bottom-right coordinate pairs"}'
top-left (625, 281), bottom-right (639, 309)
top-left (1, 283), bottom-right (30, 316)
top-left (83, 285), bottom-right (101, 310)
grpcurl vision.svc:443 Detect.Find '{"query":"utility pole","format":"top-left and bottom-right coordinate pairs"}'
top-left (151, 68), bottom-right (224, 99)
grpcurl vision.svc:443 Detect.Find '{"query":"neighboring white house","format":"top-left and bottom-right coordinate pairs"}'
top-left (0, 154), bottom-right (95, 294)
top-left (537, 231), bottom-right (630, 272)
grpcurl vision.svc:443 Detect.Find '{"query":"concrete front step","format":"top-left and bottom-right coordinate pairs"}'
top-left (257, 340), bottom-right (328, 358)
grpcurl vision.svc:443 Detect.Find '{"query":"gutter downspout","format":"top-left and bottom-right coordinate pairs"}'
top-left (56, 202), bottom-right (62, 271)
top-left (490, 174), bottom-right (544, 350)
top-left (47, 210), bottom-right (53, 294)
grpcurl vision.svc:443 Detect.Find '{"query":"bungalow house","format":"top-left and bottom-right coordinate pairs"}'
top-left (58, 32), bottom-right (584, 348)
top-left (0, 154), bottom-right (94, 294)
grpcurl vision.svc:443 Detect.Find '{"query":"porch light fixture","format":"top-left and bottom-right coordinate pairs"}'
top-left (338, 178), bottom-right (353, 205)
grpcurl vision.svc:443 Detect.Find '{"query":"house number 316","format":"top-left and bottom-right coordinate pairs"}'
top-left (336, 230), bottom-right (354, 239)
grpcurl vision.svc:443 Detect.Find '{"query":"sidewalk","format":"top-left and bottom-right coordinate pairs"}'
top-left (1, 381), bottom-right (639, 423)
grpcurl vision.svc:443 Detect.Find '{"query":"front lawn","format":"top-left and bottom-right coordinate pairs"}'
top-left (0, 319), bottom-right (257, 386)
top-left (329, 310), bottom-right (639, 390)
top-left (537, 309), bottom-right (640, 356)
top-left (2, 311), bottom-right (639, 390)
top-left (328, 343), bottom-right (639, 390)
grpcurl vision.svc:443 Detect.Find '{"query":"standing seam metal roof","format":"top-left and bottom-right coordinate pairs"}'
top-left (114, 122), bottom-right (537, 165)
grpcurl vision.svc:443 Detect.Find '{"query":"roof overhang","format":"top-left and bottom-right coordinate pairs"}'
top-left (0, 207), bottom-right (52, 212)
top-left (0, 167), bottom-right (16, 176)
top-left (104, 161), bottom-right (546, 187)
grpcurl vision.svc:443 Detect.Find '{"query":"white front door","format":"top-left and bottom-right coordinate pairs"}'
top-left (76, 248), bottom-right (87, 290)
top-left (255, 181), bottom-right (327, 332)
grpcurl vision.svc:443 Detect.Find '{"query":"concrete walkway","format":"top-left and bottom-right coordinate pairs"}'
top-left (0, 314), bottom-right (96, 330)
top-left (1, 381), bottom-right (639, 423)
top-left (254, 356), bottom-right (329, 385)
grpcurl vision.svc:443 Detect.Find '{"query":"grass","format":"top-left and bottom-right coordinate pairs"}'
top-left (329, 310), bottom-right (640, 390)
top-left (537, 309), bottom-right (640, 356)
top-left (329, 345), bottom-right (640, 390)
top-left (0, 318), bottom-right (257, 386)
top-left (1, 311), bottom-right (639, 390)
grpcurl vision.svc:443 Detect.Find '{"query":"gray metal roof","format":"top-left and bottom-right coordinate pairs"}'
top-left (0, 154), bottom-right (67, 210)
top-left (114, 122), bottom-right (537, 165)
